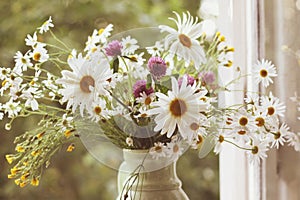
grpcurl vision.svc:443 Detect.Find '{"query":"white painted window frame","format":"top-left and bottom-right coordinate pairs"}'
top-left (217, 1), bottom-right (265, 200)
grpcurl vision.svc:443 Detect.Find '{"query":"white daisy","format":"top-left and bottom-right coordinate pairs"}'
top-left (253, 59), bottom-right (277, 88)
top-left (98, 24), bottom-right (114, 44)
top-left (25, 32), bottom-right (38, 47)
top-left (14, 51), bottom-right (33, 74)
top-left (159, 11), bottom-right (206, 68)
top-left (146, 41), bottom-right (164, 56)
top-left (121, 36), bottom-right (139, 55)
top-left (260, 92), bottom-right (286, 117)
top-left (286, 132), bottom-right (300, 151)
top-left (247, 137), bottom-right (268, 165)
top-left (229, 109), bottom-right (256, 142)
top-left (148, 76), bottom-right (208, 139)
top-left (56, 53), bottom-right (113, 115)
top-left (0, 67), bottom-right (11, 80)
top-left (37, 16), bottom-right (54, 34)
top-left (166, 140), bottom-right (183, 160)
top-left (213, 132), bottom-right (226, 154)
top-left (20, 87), bottom-right (42, 111)
top-left (2, 98), bottom-right (22, 118)
top-left (126, 137), bottom-right (134, 147)
top-left (149, 142), bottom-right (168, 159)
top-left (136, 92), bottom-right (155, 107)
top-left (84, 29), bottom-right (100, 52)
top-left (270, 123), bottom-right (289, 149)
top-left (87, 97), bottom-right (109, 122)
top-left (30, 43), bottom-right (49, 63)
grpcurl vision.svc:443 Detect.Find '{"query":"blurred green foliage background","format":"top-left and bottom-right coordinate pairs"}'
top-left (0, 0), bottom-right (219, 199)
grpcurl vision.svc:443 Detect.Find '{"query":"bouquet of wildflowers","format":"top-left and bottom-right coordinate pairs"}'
top-left (2, 11), bottom-right (300, 188)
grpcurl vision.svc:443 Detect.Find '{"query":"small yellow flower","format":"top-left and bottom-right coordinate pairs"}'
top-left (14, 179), bottom-right (21, 186)
top-left (64, 130), bottom-right (72, 138)
top-left (16, 145), bottom-right (25, 152)
top-left (21, 173), bottom-right (30, 181)
top-left (11, 167), bottom-right (21, 175)
top-left (31, 150), bottom-right (40, 156)
top-left (224, 60), bottom-right (233, 68)
top-left (98, 28), bottom-right (104, 35)
top-left (225, 46), bottom-right (235, 52)
top-left (20, 181), bottom-right (28, 188)
top-left (36, 131), bottom-right (45, 139)
top-left (67, 143), bottom-right (75, 152)
top-left (31, 177), bottom-right (39, 186)
top-left (5, 154), bottom-right (16, 164)
top-left (8, 174), bottom-right (16, 179)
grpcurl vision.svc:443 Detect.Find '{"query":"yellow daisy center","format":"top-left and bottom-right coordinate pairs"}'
top-left (218, 135), bottom-right (224, 143)
top-left (274, 132), bottom-right (281, 140)
top-left (239, 116), bottom-right (248, 126)
top-left (169, 98), bottom-right (187, 117)
top-left (252, 146), bottom-right (259, 154)
top-left (267, 107), bottom-right (275, 115)
top-left (94, 106), bottom-right (102, 115)
top-left (255, 117), bottom-right (265, 127)
top-left (144, 96), bottom-right (152, 105)
top-left (179, 34), bottom-right (192, 48)
top-left (173, 144), bottom-right (179, 153)
top-left (154, 146), bottom-right (162, 153)
top-left (260, 69), bottom-right (268, 78)
top-left (238, 130), bottom-right (247, 135)
top-left (190, 122), bottom-right (200, 131)
top-left (80, 75), bottom-right (95, 93)
top-left (33, 52), bottom-right (41, 61)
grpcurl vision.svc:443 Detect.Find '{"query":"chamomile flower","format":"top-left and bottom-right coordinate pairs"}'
top-left (213, 132), bottom-right (226, 154)
top-left (2, 98), bottom-right (22, 118)
top-left (286, 132), bottom-right (300, 151)
top-left (0, 67), bottom-right (11, 80)
top-left (14, 51), bottom-right (33, 74)
top-left (253, 59), bottom-right (277, 88)
top-left (37, 16), bottom-right (54, 34)
top-left (56, 53), bottom-right (113, 115)
top-left (136, 92), bottom-right (155, 107)
top-left (159, 11), bottom-right (206, 68)
top-left (270, 123), bottom-right (289, 149)
top-left (88, 97), bottom-right (109, 122)
top-left (20, 87), bottom-right (42, 111)
top-left (84, 29), bottom-right (100, 52)
top-left (30, 44), bottom-right (49, 63)
top-left (260, 92), bottom-right (286, 118)
top-left (121, 36), bottom-right (139, 55)
top-left (229, 109), bottom-right (256, 142)
top-left (247, 137), bottom-right (268, 165)
top-left (98, 24), bottom-right (114, 44)
top-left (149, 142), bottom-right (168, 159)
top-left (166, 140), bottom-right (183, 160)
top-left (146, 41), bottom-right (164, 56)
top-left (149, 76), bottom-right (208, 139)
top-left (25, 32), bottom-right (38, 47)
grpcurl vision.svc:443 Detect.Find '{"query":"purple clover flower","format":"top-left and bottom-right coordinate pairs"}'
top-left (133, 80), bottom-right (154, 98)
top-left (147, 56), bottom-right (167, 80)
top-left (178, 75), bottom-right (195, 88)
top-left (199, 71), bottom-right (216, 85)
top-left (105, 40), bottom-right (123, 57)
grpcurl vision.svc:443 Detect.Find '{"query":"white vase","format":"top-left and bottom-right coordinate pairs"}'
top-left (116, 149), bottom-right (189, 200)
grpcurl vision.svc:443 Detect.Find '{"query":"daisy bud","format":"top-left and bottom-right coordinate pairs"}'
top-left (147, 56), bottom-right (167, 80)
top-left (199, 71), bottom-right (216, 85)
top-left (133, 80), bottom-right (154, 98)
top-left (105, 40), bottom-right (123, 57)
top-left (5, 123), bottom-right (11, 130)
